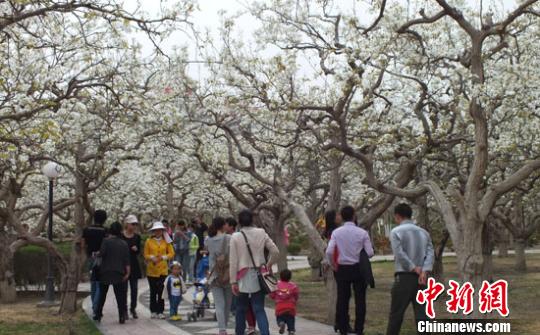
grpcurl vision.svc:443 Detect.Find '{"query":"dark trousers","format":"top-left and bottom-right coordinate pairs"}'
top-left (277, 313), bottom-right (296, 332)
top-left (386, 273), bottom-right (428, 335)
top-left (96, 281), bottom-right (128, 319)
top-left (335, 264), bottom-right (367, 335)
top-left (128, 276), bottom-right (138, 312)
top-left (147, 276), bottom-right (166, 314)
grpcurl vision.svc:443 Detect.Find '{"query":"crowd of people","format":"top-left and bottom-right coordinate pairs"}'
top-left (81, 203), bottom-right (434, 335)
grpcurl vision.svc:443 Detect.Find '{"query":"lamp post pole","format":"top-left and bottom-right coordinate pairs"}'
top-left (43, 179), bottom-right (55, 304)
top-left (39, 162), bottom-right (61, 307)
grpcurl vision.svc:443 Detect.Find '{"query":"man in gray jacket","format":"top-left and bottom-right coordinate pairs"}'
top-left (386, 203), bottom-right (434, 335)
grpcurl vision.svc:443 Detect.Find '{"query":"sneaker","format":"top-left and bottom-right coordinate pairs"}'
top-left (130, 309), bottom-right (138, 319)
top-left (170, 314), bottom-right (182, 321)
top-left (246, 328), bottom-right (256, 335)
top-left (288, 332), bottom-right (295, 335)
top-left (158, 313), bottom-right (166, 319)
top-left (278, 321), bottom-right (286, 334)
top-left (150, 313), bottom-right (158, 319)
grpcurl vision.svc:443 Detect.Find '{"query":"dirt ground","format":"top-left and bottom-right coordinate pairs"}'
top-left (0, 292), bottom-right (99, 335)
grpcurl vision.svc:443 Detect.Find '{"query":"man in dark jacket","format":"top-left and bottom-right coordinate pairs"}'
top-left (94, 222), bottom-right (130, 324)
top-left (82, 209), bottom-right (107, 317)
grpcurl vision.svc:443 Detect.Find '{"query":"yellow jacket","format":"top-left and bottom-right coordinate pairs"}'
top-left (144, 237), bottom-right (175, 277)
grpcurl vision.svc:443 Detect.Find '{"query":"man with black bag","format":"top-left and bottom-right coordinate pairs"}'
top-left (326, 206), bottom-right (375, 335)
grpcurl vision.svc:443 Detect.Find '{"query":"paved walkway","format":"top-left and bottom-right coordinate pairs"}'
top-left (83, 256), bottom-right (335, 335)
top-left (83, 249), bottom-right (540, 334)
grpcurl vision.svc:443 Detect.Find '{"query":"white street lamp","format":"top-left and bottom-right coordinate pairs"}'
top-left (42, 162), bottom-right (62, 179)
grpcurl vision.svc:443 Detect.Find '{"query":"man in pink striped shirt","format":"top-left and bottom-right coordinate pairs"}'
top-left (326, 206), bottom-right (374, 335)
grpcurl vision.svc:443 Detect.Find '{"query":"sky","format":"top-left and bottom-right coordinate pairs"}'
top-left (122, 0), bottom-right (519, 81)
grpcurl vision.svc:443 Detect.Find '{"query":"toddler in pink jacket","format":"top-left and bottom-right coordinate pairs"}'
top-left (270, 269), bottom-right (300, 335)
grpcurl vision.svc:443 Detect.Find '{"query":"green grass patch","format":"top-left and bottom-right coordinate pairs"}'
top-left (286, 254), bottom-right (540, 335)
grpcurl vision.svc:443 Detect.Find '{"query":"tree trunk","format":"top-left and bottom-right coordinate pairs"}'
top-left (323, 266), bottom-right (337, 326)
top-left (274, 225), bottom-right (288, 272)
top-left (458, 219), bottom-right (485, 292)
top-left (0, 232), bottom-right (16, 303)
top-left (166, 178), bottom-right (174, 222)
top-left (514, 238), bottom-right (527, 272)
top-left (498, 240), bottom-right (509, 258)
top-left (327, 159), bottom-right (342, 211)
top-left (431, 230), bottom-right (449, 281)
top-left (307, 248), bottom-right (323, 281)
top-left (482, 223), bottom-right (493, 281)
top-left (59, 174), bottom-right (85, 314)
top-left (59, 244), bottom-right (84, 314)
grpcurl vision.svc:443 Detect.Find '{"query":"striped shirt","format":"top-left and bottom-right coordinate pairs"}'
top-left (390, 220), bottom-right (434, 273)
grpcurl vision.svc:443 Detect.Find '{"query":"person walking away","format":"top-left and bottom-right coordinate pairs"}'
top-left (323, 209), bottom-right (343, 240)
top-left (196, 250), bottom-right (210, 282)
top-left (224, 217), bottom-right (238, 234)
top-left (144, 221), bottom-right (175, 319)
top-left (122, 214), bottom-right (142, 319)
top-left (162, 219), bottom-right (173, 238)
top-left (166, 261), bottom-right (186, 320)
top-left (173, 220), bottom-right (191, 280)
top-left (187, 223), bottom-right (200, 283)
top-left (326, 205), bottom-right (374, 335)
top-left (207, 217), bottom-right (233, 335)
top-left (386, 203), bottom-right (434, 335)
top-left (82, 209), bottom-right (108, 319)
top-left (225, 217), bottom-right (256, 334)
top-left (270, 269), bottom-right (299, 335)
top-left (230, 209), bottom-right (279, 335)
top-left (193, 217), bottom-right (208, 271)
top-left (94, 222), bottom-right (130, 324)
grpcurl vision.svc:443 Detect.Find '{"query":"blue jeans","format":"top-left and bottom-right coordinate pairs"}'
top-left (91, 280), bottom-right (100, 314)
top-left (235, 291), bottom-right (269, 335)
top-left (169, 295), bottom-right (182, 316)
top-left (187, 254), bottom-right (196, 281)
top-left (175, 250), bottom-right (190, 281)
top-left (277, 313), bottom-right (296, 332)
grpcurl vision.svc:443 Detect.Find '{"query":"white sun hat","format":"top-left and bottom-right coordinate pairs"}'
top-left (149, 221), bottom-right (166, 231)
top-left (124, 215), bottom-right (139, 224)
top-left (149, 221), bottom-right (173, 243)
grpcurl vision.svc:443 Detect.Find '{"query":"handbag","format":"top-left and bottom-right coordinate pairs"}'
top-left (240, 231), bottom-right (277, 294)
top-left (208, 236), bottom-right (230, 287)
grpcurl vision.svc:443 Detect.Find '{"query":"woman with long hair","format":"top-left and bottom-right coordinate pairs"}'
top-left (207, 217), bottom-right (233, 335)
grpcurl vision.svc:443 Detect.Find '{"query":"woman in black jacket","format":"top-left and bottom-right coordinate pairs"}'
top-left (95, 222), bottom-right (130, 324)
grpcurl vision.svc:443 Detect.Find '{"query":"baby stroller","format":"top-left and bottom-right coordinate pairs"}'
top-left (188, 277), bottom-right (215, 321)
top-left (188, 254), bottom-right (215, 321)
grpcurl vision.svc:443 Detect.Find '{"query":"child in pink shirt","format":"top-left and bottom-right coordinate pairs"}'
top-left (270, 269), bottom-right (299, 335)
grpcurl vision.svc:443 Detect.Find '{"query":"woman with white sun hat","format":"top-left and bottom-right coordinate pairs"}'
top-left (144, 221), bottom-right (175, 319)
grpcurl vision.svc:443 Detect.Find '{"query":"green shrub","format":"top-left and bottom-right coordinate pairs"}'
top-left (287, 242), bottom-right (302, 255)
top-left (14, 242), bottom-right (72, 287)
